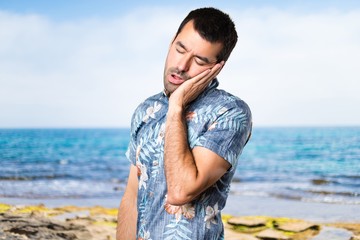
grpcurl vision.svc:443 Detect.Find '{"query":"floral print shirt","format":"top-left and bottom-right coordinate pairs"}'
top-left (126, 79), bottom-right (252, 240)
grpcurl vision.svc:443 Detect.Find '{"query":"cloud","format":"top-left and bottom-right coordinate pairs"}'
top-left (0, 7), bottom-right (359, 127)
top-left (0, 8), bottom-right (181, 127)
top-left (221, 7), bottom-right (360, 126)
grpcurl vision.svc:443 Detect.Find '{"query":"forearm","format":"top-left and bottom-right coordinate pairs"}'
top-left (164, 63), bottom-right (225, 205)
top-left (116, 194), bottom-right (137, 240)
top-left (164, 105), bottom-right (198, 205)
top-left (116, 166), bottom-right (138, 240)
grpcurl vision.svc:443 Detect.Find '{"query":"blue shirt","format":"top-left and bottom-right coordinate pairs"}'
top-left (126, 79), bottom-right (252, 240)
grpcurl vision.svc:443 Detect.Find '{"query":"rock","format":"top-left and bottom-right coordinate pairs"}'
top-left (225, 232), bottom-right (259, 240)
top-left (256, 229), bottom-right (291, 240)
top-left (276, 221), bottom-right (320, 232)
top-left (0, 230), bottom-right (29, 240)
top-left (311, 179), bottom-right (331, 185)
top-left (90, 214), bottom-right (117, 223)
top-left (0, 212), bottom-right (92, 240)
top-left (53, 210), bottom-right (90, 221)
top-left (228, 216), bottom-right (267, 227)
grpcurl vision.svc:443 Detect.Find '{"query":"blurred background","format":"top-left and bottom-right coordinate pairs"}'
top-left (1, 0), bottom-right (359, 128)
top-left (0, 0), bottom-right (359, 221)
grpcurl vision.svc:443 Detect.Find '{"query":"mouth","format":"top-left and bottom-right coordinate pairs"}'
top-left (168, 73), bottom-right (185, 85)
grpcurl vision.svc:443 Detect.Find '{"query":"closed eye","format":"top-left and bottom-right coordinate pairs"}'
top-left (176, 47), bottom-right (186, 54)
top-left (174, 40), bottom-right (217, 66)
top-left (194, 58), bottom-right (207, 66)
top-left (175, 41), bottom-right (187, 54)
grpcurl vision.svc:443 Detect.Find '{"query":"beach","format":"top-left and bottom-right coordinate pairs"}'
top-left (1, 195), bottom-right (360, 239)
top-left (2, 194), bottom-right (360, 223)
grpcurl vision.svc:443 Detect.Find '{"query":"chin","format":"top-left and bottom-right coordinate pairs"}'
top-left (164, 86), bottom-right (176, 96)
top-left (164, 80), bottom-right (177, 94)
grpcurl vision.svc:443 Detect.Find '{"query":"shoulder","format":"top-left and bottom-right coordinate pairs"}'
top-left (197, 88), bottom-right (252, 121)
top-left (129, 92), bottom-right (167, 133)
top-left (219, 90), bottom-right (251, 112)
top-left (135, 92), bottom-right (164, 110)
top-left (131, 92), bottom-right (165, 117)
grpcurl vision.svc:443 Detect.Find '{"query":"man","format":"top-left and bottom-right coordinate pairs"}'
top-left (117, 7), bottom-right (252, 240)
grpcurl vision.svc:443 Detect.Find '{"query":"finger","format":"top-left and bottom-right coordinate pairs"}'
top-left (189, 68), bottom-right (212, 83)
top-left (209, 62), bottom-right (224, 77)
top-left (193, 63), bottom-right (223, 84)
top-left (197, 63), bottom-right (223, 85)
top-left (185, 61), bottom-right (224, 89)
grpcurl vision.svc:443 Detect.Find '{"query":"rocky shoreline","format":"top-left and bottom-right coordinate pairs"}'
top-left (0, 203), bottom-right (117, 240)
top-left (0, 203), bottom-right (359, 240)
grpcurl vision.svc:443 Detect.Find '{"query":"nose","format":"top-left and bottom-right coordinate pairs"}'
top-left (177, 54), bottom-right (192, 73)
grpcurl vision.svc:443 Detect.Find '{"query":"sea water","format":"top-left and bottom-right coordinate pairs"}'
top-left (0, 127), bottom-right (359, 205)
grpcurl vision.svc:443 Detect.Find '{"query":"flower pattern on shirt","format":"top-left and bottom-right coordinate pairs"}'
top-left (143, 101), bottom-right (161, 122)
top-left (208, 122), bottom-right (217, 131)
top-left (156, 123), bottom-right (165, 145)
top-left (126, 79), bottom-right (252, 239)
top-left (138, 230), bottom-right (152, 240)
top-left (137, 160), bottom-right (148, 190)
top-left (204, 202), bottom-right (219, 229)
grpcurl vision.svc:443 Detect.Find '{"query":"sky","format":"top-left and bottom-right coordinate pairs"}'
top-left (1, 0), bottom-right (359, 128)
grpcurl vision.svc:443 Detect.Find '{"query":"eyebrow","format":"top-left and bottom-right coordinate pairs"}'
top-left (175, 41), bottom-right (214, 64)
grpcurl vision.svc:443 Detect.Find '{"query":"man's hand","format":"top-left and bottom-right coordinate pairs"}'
top-left (164, 60), bottom-right (230, 206)
top-left (169, 61), bottom-right (224, 108)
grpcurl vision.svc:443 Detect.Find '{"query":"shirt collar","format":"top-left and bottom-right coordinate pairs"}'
top-left (207, 78), bottom-right (219, 91)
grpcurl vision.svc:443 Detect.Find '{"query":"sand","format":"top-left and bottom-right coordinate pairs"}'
top-left (1, 195), bottom-right (359, 240)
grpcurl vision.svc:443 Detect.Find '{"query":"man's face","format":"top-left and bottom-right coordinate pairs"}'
top-left (163, 20), bottom-right (223, 95)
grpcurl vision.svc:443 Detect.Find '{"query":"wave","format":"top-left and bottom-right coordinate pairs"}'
top-left (310, 176), bottom-right (360, 188)
top-left (0, 179), bottom-right (125, 199)
top-left (0, 174), bottom-right (76, 181)
top-left (230, 190), bottom-right (360, 205)
top-left (305, 189), bottom-right (359, 197)
top-left (229, 181), bottom-right (360, 205)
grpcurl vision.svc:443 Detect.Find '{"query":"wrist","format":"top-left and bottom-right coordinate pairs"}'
top-left (168, 103), bottom-right (184, 116)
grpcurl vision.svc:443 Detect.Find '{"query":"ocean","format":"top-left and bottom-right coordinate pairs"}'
top-left (0, 127), bottom-right (359, 206)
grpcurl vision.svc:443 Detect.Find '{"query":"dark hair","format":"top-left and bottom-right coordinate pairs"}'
top-left (175, 7), bottom-right (238, 62)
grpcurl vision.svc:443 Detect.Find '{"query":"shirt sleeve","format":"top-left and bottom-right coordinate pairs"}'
top-left (193, 101), bottom-right (252, 168)
top-left (125, 104), bottom-right (143, 166)
top-left (125, 133), bottom-right (137, 166)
